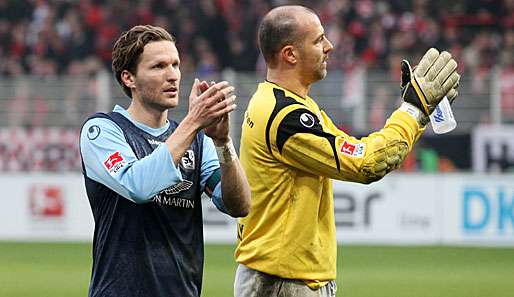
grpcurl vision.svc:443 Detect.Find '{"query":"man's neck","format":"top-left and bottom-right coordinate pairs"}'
top-left (126, 100), bottom-right (168, 129)
top-left (266, 69), bottom-right (310, 98)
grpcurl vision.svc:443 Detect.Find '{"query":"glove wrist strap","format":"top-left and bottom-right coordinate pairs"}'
top-left (399, 102), bottom-right (429, 127)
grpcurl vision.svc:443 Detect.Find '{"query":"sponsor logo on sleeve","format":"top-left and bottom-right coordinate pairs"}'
top-left (87, 125), bottom-right (101, 140)
top-left (340, 140), bottom-right (365, 158)
top-left (300, 113), bottom-right (315, 128)
top-left (103, 151), bottom-right (126, 175)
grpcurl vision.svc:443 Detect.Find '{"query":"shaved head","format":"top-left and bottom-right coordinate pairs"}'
top-left (258, 5), bottom-right (317, 66)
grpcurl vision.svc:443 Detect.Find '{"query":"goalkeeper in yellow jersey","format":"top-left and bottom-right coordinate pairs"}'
top-left (234, 4), bottom-right (460, 297)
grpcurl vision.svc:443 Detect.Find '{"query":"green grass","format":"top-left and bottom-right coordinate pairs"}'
top-left (1, 243), bottom-right (513, 297)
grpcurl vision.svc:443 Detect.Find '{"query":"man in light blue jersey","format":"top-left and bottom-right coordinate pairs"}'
top-left (79, 25), bottom-right (251, 297)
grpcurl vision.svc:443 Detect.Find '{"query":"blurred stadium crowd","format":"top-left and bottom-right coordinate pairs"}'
top-left (1, 0), bottom-right (514, 173)
top-left (1, 0), bottom-right (513, 77)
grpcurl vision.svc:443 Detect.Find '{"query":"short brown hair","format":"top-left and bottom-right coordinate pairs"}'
top-left (112, 25), bottom-right (175, 97)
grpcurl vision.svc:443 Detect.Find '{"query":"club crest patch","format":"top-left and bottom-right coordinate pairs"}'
top-left (340, 140), bottom-right (365, 158)
top-left (181, 150), bottom-right (195, 170)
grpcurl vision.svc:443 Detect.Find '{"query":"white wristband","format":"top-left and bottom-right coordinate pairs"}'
top-left (215, 138), bottom-right (237, 164)
top-left (399, 102), bottom-right (429, 126)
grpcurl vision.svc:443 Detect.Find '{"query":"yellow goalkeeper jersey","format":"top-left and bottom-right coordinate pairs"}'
top-left (236, 81), bottom-right (424, 288)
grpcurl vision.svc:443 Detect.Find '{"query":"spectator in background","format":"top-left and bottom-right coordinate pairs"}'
top-left (193, 37), bottom-right (220, 79)
top-left (196, 0), bottom-right (232, 70)
top-left (500, 29), bottom-right (514, 121)
top-left (2, 0), bottom-right (513, 176)
top-left (64, 57), bottom-right (103, 126)
top-left (1, 0), bottom-right (514, 75)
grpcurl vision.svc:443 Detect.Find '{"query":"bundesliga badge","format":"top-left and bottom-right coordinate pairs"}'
top-left (340, 140), bottom-right (365, 158)
top-left (103, 151), bottom-right (126, 176)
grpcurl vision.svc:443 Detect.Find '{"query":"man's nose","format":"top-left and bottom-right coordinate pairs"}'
top-left (166, 66), bottom-right (180, 81)
top-left (324, 37), bottom-right (334, 53)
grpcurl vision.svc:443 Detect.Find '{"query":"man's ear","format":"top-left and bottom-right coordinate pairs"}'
top-left (121, 70), bottom-right (136, 89)
top-left (280, 45), bottom-right (297, 65)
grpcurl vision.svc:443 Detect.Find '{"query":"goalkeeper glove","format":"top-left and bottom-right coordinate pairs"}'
top-left (401, 48), bottom-right (460, 116)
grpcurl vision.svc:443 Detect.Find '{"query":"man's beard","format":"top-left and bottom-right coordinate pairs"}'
top-left (312, 63), bottom-right (327, 82)
top-left (140, 89), bottom-right (178, 111)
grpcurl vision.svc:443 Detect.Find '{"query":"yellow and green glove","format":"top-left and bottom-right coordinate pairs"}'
top-left (401, 48), bottom-right (460, 116)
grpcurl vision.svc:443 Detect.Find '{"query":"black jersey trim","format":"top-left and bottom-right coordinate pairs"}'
top-left (265, 88), bottom-right (304, 154)
top-left (276, 108), bottom-right (341, 173)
